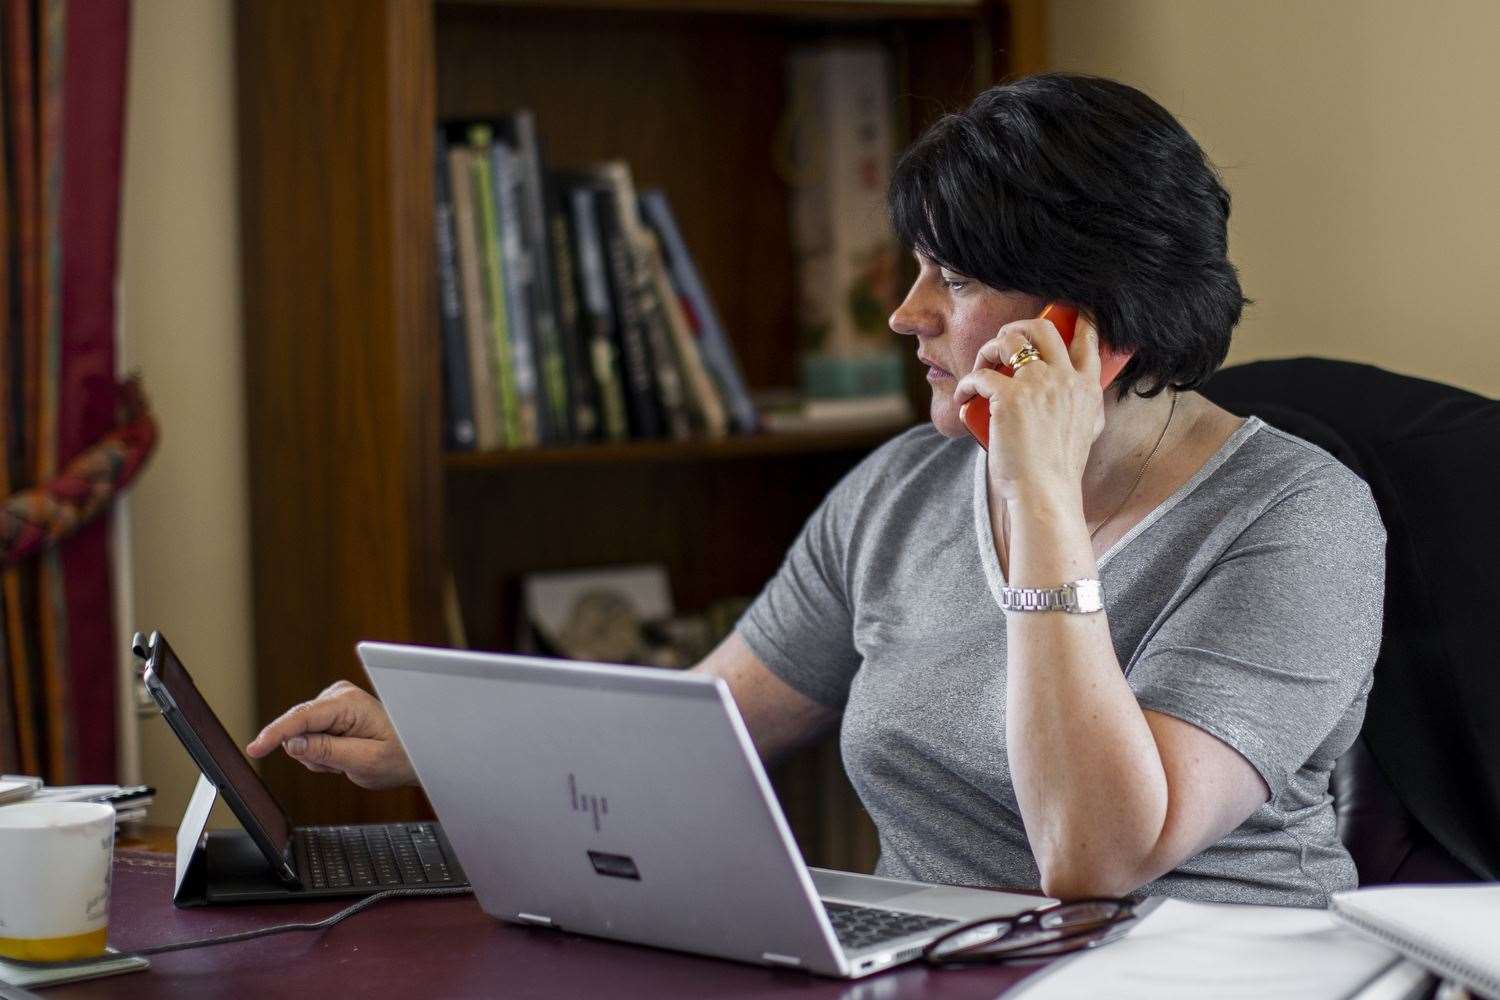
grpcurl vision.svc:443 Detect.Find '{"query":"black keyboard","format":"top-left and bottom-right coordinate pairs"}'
top-left (296, 823), bottom-right (463, 890)
top-left (822, 901), bottom-right (957, 951)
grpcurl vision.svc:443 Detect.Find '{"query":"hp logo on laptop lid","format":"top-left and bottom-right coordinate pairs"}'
top-left (568, 773), bottom-right (608, 832)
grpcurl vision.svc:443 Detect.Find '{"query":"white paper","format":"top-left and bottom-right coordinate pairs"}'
top-left (28, 785), bottom-right (120, 804)
top-left (1011, 898), bottom-right (1399, 1000)
top-left (0, 776), bottom-right (42, 805)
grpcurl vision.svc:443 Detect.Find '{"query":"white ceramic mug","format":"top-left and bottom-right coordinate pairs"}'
top-left (0, 801), bottom-right (115, 961)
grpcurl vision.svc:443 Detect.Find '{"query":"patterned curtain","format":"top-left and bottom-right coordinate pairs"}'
top-left (1, 0), bottom-right (136, 783)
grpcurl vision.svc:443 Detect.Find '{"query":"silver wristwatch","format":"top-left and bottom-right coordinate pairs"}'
top-left (997, 579), bottom-right (1104, 614)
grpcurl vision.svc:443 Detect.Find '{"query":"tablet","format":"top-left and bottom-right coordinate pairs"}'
top-left (134, 631), bottom-right (299, 885)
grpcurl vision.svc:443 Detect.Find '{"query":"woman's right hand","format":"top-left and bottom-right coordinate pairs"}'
top-left (245, 680), bottom-right (418, 790)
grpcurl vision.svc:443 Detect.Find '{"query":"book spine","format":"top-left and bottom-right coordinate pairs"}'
top-left (446, 146), bottom-right (501, 449)
top-left (490, 140), bottom-right (541, 446)
top-left (635, 261), bottom-right (693, 441)
top-left (639, 189), bottom-right (758, 433)
top-left (512, 111), bottom-right (572, 443)
top-left (569, 185), bottom-right (631, 441)
top-left (596, 163), bottom-right (689, 440)
top-left (593, 186), bottom-right (664, 439)
top-left (434, 130), bottom-right (477, 450)
top-left (467, 125), bottom-right (523, 447)
top-left (642, 226), bottom-right (727, 438)
top-left (547, 182), bottom-right (599, 441)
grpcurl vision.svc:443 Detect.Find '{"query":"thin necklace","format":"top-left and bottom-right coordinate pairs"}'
top-left (998, 390), bottom-right (1179, 561)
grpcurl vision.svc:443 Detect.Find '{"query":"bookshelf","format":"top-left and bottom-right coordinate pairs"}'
top-left (443, 427), bottom-right (902, 469)
top-left (237, 0), bottom-right (1032, 873)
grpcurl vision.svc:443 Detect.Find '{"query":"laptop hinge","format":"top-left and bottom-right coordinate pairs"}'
top-left (761, 952), bottom-right (803, 968)
top-left (516, 912), bottom-right (555, 927)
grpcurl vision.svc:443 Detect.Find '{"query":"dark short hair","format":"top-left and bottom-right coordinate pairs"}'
top-left (889, 73), bottom-right (1249, 398)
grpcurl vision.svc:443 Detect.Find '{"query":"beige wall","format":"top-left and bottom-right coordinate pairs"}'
top-left (119, 0), bottom-right (251, 826)
top-left (1049, 0), bottom-right (1500, 396)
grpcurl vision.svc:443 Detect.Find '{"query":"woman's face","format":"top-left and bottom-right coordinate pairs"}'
top-left (888, 254), bottom-right (1045, 438)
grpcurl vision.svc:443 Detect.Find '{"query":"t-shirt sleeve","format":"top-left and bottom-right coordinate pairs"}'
top-left (735, 459), bottom-right (871, 710)
top-left (1127, 465), bottom-right (1386, 801)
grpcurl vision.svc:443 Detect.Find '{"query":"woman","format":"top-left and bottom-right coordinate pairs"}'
top-left (249, 74), bottom-right (1384, 907)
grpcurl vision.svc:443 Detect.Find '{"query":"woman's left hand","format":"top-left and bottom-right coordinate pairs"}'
top-left (952, 314), bottom-right (1106, 503)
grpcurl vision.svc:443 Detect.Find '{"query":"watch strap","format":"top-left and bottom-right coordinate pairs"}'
top-left (998, 579), bottom-right (1104, 614)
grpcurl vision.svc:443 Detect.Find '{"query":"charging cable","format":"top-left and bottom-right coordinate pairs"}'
top-left (129, 885), bottom-right (475, 957)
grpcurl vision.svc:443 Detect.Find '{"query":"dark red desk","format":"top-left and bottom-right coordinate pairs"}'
top-left (49, 853), bottom-right (1046, 998)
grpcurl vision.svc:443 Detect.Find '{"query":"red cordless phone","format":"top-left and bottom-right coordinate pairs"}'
top-left (960, 303), bottom-right (1130, 450)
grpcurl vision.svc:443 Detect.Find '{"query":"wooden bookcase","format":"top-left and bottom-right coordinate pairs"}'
top-left (236, 0), bottom-right (1029, 873)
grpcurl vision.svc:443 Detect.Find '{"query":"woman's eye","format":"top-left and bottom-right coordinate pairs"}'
top-left (941, 276), bottom-right (970, 292)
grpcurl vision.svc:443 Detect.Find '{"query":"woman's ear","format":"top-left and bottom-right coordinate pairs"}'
top-left (1078, 314), bottom-right (1132, 391)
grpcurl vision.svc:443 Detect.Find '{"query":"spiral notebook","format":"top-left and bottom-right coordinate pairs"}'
top-left (1331, 884), bottom-right (1500, 999)
top-left (1008, 897), bottom-right (1402, 999)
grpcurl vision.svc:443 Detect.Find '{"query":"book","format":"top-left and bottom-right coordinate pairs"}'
top-left (434, 116), bottom-right (760, 446)
top-left (488, 137), bottom-right (542, 446)
top-left (591, 175), bottom-right (665, 439)
top-left (567, 181), bottom-right (631, 441)
top-left (507, 111), bottom-right (572, 443)
top-left (434, 129), bottom-right (477, 450)
top-left (0, 778), bottom-right (156, 823)
top-left (639, 189), bottom-right (759, 434)
top-left (636, 271), bottom-right (694, 440)
top-left (785, 43), bottom-right (905, 397)
top-left (445, 144), bottom-right (502, 449)
top-left (1007, 898), bottom-right (1402, 1000)
top-left (466, 124), bottom-right (524, 446)
top-left (595, 162), bottom-right (691, 440)
top-left (1332, 884), bottom-right (1500, 999)
top-left (641, 224), bottom-right (727, 438)
top-left (545, 176), bottom-right (599, 442)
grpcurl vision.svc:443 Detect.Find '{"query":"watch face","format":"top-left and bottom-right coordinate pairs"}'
top-left (1075, 580), bottom-right (1104, 613)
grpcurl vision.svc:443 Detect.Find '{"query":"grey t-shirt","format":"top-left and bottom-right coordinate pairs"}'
top-left (737, 416), bottom-right (1386, 907)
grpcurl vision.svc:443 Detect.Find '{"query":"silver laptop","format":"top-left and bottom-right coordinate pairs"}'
top-left (358, 642), bottom-right (1045, 979)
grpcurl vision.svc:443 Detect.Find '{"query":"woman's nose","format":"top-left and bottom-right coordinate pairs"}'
top-left (889, 295), bottom-right (931, 338)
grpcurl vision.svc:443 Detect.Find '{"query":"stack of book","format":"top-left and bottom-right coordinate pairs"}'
top-left (436, 114), bottom-right (759, 451)
top-left (0, 776), bottom-right (155, 826)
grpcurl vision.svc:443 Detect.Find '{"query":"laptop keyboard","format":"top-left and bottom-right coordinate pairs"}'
top-left (298, 823), bottom-right (462, 890)
top-left (823, 901), bottom-right (957, 951)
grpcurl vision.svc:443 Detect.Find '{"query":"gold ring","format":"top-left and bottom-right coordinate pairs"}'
top-left (1007, 344), bottom-right (1042, 371)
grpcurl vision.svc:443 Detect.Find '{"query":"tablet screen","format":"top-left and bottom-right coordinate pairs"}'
top-left (147, 634), bottom-right (293, 859)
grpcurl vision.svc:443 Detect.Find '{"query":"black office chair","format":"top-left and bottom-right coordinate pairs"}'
top-left (1202, 357), bottom-right (1500, 885)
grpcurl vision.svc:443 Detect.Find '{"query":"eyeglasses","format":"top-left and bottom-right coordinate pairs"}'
top-left (922, 897), bottom-right (1138, 967)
